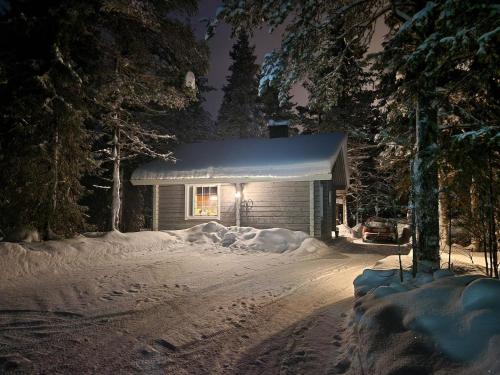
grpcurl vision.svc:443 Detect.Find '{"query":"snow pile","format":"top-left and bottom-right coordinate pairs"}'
top-left (166, 222), bottom-right (330, 255)
top-left (371, 245), bottom-right (486, 275)
top-left (0, 223), bottom-right (329, 282)
top-left (349, 268), bottom-right (500, 374)
top-left (0, 231), bottom-right (178, 282)
top-left (351, 223), bottom-right (363, 238)
top-left (337, 224), bottom-right (352, 237)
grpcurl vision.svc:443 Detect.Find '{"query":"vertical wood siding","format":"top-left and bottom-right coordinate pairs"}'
top-left (158, 184), bottom-right (236, 230)
top-left (314, 180), bottom-right (333, 239)
top-left (314, 181), bottom-right (321, 238)
top-left (152, 185), bottom-right (159, 231)
top-left (157, 181), bottom-right (330, 237)
top-left (240, 182), bottom-right (310, 232)
top-left (332, 151), bottom-right (346, 187)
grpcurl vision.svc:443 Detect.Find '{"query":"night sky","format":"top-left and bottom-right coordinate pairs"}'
top-left (190, 0), bottom-right (308, 118)
top-left (192, 1), bottom-right (387, 118)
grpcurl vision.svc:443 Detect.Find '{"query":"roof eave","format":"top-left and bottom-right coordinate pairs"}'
top-left (130, 173), bottom-right (333, 186)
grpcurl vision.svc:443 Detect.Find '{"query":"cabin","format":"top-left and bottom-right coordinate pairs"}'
top-left (130, 132), bottom-right (349, 240)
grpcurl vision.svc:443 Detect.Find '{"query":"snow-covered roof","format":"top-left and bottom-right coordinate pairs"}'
top-left (131, 132), bottom-right (348, 185)
top-left (267, 119), bottom-right (290, 126)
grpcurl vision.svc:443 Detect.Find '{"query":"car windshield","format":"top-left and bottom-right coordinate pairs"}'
top-left (366, 220), bottom-right (390, 228)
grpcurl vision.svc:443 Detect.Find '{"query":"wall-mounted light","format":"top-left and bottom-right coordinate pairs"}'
top-left (185, 71), bottom-right (196, 90)
top-left (235, 191), bottom-right (241, 199)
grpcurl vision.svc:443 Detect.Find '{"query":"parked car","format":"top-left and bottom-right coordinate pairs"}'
top-left (362, 217), bottom-right (396, 243)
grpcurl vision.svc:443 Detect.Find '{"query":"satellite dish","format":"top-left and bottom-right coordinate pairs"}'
top-left (185, 71), bottom-right (196, 90)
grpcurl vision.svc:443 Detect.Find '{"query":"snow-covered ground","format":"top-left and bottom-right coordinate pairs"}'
top-left (349, 250), bottom-right (500, 375)
top-left (348, 271), bottom-right (500, 375)
top-left (1, 223), bottom-right (495, 374)
top-left (0, 223), bottom-right (392, 374)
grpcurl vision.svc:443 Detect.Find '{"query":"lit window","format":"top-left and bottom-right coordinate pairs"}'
top-left (185, 184), bottom-right (220, 219)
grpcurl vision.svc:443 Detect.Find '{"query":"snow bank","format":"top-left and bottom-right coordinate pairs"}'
top-left (351, 224), bottom-right (363, 238)
top-left (350, 268), bottom-right (500, 374)
top-left (0, 231), bottom-right (178, 282)
top-left (0, 223), bottom-right (329, 282)
top-left (166, 222), bottom-right (329, 255)
top-left (371, 244), bottom-right (486, 275)
top-left (337, 224), bottom-right (352, 237)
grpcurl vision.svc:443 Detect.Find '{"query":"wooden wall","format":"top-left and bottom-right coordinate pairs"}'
top-left (314, 181), bottom-right (333, 240)
top-left (156, 181), bottom-right (332, 237)
top-left (240, 181), bottom-right (310, 232)
top-left (157, 184), bottom-right (236, 230)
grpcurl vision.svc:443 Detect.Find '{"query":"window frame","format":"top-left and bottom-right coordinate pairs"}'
top-left (184, 183), bottom-right (221, 220)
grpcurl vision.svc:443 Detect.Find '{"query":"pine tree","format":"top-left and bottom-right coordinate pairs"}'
top-left (147, 77), bottom-right (216, 144)
top-left (0, 0), bottom-right (210, 235)
top-left (89, 0), bottom-right (209, 231)
top-left (378, 0), bottom-right (499, 270)
top-left (217, 31), bottom-right (261, 139)
top-left (119, 79), bottom-right (215, 232)
top-left (0, 1), bottom-right (95, 238)
top-left (259, 84), bottom-right (295, 127)
top-left (286, 18), bottom-right (392, 224)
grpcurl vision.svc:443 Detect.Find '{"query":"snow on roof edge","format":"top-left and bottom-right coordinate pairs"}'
top-left (131, 132), bottom-right (347, 185)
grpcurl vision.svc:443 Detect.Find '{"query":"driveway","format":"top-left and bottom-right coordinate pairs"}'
top-left (0, 236), bottom-right (397, 374)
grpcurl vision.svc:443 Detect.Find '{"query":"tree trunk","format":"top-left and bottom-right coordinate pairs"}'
top-left (47, 127), bottom-right (59, 239)
top-left (470, 179), bottom-right (481, 252)
top-left (438, 168), bottom-right (450, 252)
top-left (410, 161), bottom-right (418, 276)
top-left (111, 127), bottom-right (121, 231)
top-left (487, 151), bottom-right (498, 278)
top-left (412, 98), bottom-right (440, 269)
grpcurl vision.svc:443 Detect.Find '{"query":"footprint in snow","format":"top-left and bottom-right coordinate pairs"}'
top-left (333, 358), bottom-right (351, 374)
top-left (139, 345), bottom-right (160, 358)
top-left (154, 338), bottom-right (177, 352)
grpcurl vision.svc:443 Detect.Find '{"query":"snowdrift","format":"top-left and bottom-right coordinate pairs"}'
top-left (166, 221), bottom-right (330, 255)
top-left (349, 268), bottom-right (500, 374)
top-left (0, 230), bottom-right (179, 281)
top-left (0, 222), bottom-right (329, 282)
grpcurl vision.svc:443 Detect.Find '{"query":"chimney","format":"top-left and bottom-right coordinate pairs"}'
top-left (267, 119), bottom-right (289, 138)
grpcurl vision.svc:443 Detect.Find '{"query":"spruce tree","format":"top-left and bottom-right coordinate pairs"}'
top-left (259, 84), bottom-right (295, 128)
top-left (217, 31), bottom-right (261, 139)
top-left (0, 0), bottom-right (210, 235)
top-left (0, 1), bottom-right (94, 238)
top-left (146, 77), bottom-right (216, 144)
top-left (88, 0), bottom-right (209, 231)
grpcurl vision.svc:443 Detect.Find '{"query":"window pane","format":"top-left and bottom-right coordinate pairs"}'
top-left (191, 185), bottom-right (218, 217)
top-left (189, 186), bottom-right (193, 216)
top-left (195, 186), bottom-right (204, 215)
top-left (207, 186), bottom-right (218, 216)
